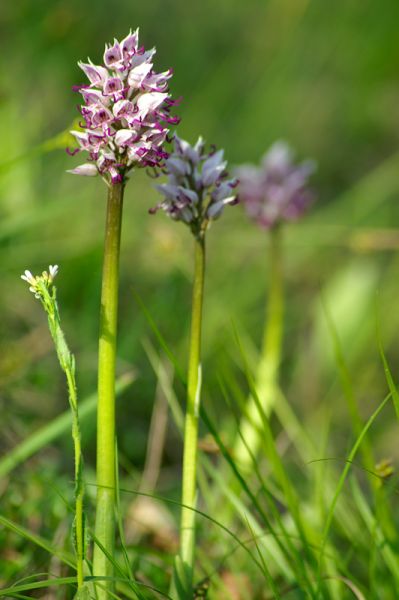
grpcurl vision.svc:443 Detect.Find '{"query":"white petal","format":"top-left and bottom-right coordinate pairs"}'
top-left (21, 270), bottom-right (35, 284)
top-left (78, 61), bottom-right (108, 85)
top-left (128, 62), bottom-right (153, 88)
top-left (207, 196), bottom-right (236, 219)
top-left (136, 92), bottom-right (168, 117)
top-left (67, 163), bottom-right (98, 177)
top-left (114, 129), bottom-right (135, 147)
top-left (49, 265), bottom-right (59, 279)
top-left (130, 48), bottom-right (156, 69)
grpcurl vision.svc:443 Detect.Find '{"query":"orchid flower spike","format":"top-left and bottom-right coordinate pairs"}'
top-left (235, 141), bottom-right (316, 230)
top-left (150, 135), bottom-right (238, 237)
top-left (67, 29), bottom-right (180, 185)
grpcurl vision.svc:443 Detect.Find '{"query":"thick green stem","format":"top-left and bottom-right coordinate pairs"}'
top-left (93, 182), bottom-right (124, 597)
top-left (233, 225), bottom-right (284, 470)
top-left (172, 235), bottom-right (205, 598)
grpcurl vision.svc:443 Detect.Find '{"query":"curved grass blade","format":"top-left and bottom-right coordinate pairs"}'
top-left (0, 515), bottom-right (75, 569)
top-left (317, 391), bottom-right (392, 590)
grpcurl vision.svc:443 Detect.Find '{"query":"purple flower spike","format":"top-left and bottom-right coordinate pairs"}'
top-left (67, 29), bottom-right (179, 186)
top-left (235, 141), bottom-right (316, 230)
top-left (151, 135), bottom-right (238, 236)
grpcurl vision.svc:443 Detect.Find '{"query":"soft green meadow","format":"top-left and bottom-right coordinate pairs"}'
top-left (1, 1), bottom-right (399, 598)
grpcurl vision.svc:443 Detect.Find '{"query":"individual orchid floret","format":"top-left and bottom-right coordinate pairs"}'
top-left (67, 29), bottom-right (180, 186)
top-left (150, 135), bottom-right (238, 237)
top-left (235, 141), bottom-right (316, 230)
top-left (21, 265), bottom-right (59, 301)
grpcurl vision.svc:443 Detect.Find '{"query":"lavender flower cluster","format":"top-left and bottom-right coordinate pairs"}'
top-left (236, 141), bottom-right (316, 230)
top-left (150, 135), bottom-right (238, 236)
top-left (68, 29), bottom-right (179, 185)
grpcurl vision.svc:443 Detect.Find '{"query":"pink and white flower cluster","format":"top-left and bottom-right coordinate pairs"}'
top-left (151, 135), bottom-right (238, 235)
top-left (67, 29), bottom-right (179, 185)
top-left (236, 141), bottom-right (316, 230)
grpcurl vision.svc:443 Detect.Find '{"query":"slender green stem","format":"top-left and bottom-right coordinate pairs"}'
top-left (233, 225), bottom-right (284, 470)
top-left (65, 370), bottom-right (85, 589)
top-left (45, 288), bottom-right (85, 591)
top-left (172, 234), bottom-right (205, 598)
top-left (93, 182), bottom-right (124, 597)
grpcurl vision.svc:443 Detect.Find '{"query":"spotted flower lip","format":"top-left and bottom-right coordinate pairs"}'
top-left (67, 29), bottom-right (180, 185)
top-left (150, 135), bottom-right (238, 235)
top-left (235, 141), bottom-right (316, 230)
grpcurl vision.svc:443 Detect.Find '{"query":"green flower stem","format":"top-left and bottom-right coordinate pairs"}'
top-left (234, 225), bottom-right (284, 470)
top-left (173, 234), bottom-right (205, 598)
top-left (93, 181), bottom-right (124, 596)
top-left (46, 293), bottom-right (85, 591)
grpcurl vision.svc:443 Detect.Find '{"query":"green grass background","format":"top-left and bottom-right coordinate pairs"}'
top-left (2, 0), bottom-right (399, 597)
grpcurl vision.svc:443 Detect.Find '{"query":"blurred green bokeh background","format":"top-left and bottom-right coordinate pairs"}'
top-left (2, 0), bottom-right (399, 574)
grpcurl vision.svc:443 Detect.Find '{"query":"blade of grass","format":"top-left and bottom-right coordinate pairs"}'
top-left (88, 484), bottom-right (266, 579)
top-left (321, 296), bottom-right (375, 475)
top-left (244, 515), bottom-right (282, 599)
top-left (377, 317), bottom-right (399, 420)
top-left (0, 515), bottom-right (75, 569)
top-left (217, 373), bottom-right (306, 566)
top-left (317, 391), bottom-right (392, 592)
top-left (0, 577), bottom-right (77, 597)
top-left (115, 441), bottom-right (136, 587)
top-left (200, 405), bottom-right (313, 594)
top-left (232, 323), bottom-right (319, 586)
top-left (142, 338), bottom-right (184, 431)
top-left (350, 476), bottom-right (399, 587)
